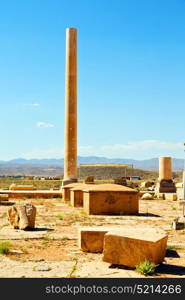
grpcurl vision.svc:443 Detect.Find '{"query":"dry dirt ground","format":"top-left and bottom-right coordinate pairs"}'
top-left (0, 197), bottom-right (185, 278)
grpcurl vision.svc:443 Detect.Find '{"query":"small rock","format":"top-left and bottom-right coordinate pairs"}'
top-left (141, 193), bottom-right (153, 200)
top-left (10, 250), bottom-right (24, 254)
top-left (178, 216), bottom-right (185, 223)
top-left (34, 265), bottom-right (51, 272)
top-left (29, 257), bottom-right (45, 262)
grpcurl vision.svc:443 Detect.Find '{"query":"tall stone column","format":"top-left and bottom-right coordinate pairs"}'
top-left (156, 156), bottom-right (176, 194)
top-left (63, 28), bottom-right (78, 186)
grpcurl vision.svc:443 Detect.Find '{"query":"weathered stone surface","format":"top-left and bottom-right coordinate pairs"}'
top-left (141, 193), bottom-right (153, 200)
top-left (103, 227), bottom-right (168, 267)
top-left (79, 227), bottom-right (109, 253)
top-left (164, 193), bottom-right (177, 201)
top-left (83, 184), bottom-right (139, 215)
top-left (84, 176), bottom-right (95, 184)
top-left (0, 227), bottom-right (48, 240)
top-left (7, 204), bottom-right (36, 230)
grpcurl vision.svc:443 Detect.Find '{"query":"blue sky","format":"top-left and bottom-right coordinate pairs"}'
top-left (0, 0), bottom-right (185, 160)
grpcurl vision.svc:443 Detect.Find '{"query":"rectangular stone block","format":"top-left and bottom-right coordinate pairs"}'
top-left (70, 189), bottom-right (83, 207)
top-left (83, 184), bottom-right (139, 215)
top-left (103, 227), bottom-right (168, 267)
top-left (79, 227), bottom-right (110, 253)
top-left (62, 183), bottom-right (80, 201)
top-left (62, 183), bottom-right (91, 202)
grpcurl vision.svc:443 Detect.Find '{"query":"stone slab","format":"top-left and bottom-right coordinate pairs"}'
top-left (0, 227), bottom-right (49, 240)
top-left (103, 227), bottom-right (168, 267)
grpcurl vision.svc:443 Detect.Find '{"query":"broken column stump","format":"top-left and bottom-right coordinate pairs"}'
top-left (7, 203), bottom-right (36, 230)
top-left (103, 227), bottom-right (168, 267)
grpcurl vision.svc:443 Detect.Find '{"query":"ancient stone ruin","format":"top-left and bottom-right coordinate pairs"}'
top-left (83, 184), bottom-right (139, 215)
top-left (155, 157), bottom-right (176, 194)
top-left (7, 203), bottom-right (36, 230)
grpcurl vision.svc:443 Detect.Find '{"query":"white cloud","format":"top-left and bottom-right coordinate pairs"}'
top-left (100, 140), bottom-right (183, 159)
top-left (36, 122), bottom-right (55, 128)
top-left (101, 140), bottom-right (183, 151)
top-left (22, 147), bottom-right (64, 159)
top-left (22, 146), bottom-right (94, 159)
top-left (20, 140), bottom-right (184, 160)
top-left (25, 103), bottom-right (40, 107)
top-left (78, 146), bottom-right (94, 156)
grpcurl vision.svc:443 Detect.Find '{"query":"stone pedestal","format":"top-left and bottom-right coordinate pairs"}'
top-left (83, 184), bottom-right (139, 215)
top-left (156, 179), bottom-right (176, 193)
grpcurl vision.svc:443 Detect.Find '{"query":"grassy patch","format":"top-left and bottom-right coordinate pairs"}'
top-left (61, 236), bottom-right (70, 241)
top-left (135, 260), bottom-right (158, 276)
top-left (0, 241), bottom-right (11, 254)
top-left (0, 213), bottom-right (7, 219)
top-left (167, 245), bottom-right (182, 250)
top-left (57, 214), bottom-right (64, 220)
top-left (68, 259), bottom-right (78, 278)
top-left (41, 236), bottom-right (51, 248)
top-left (172, 207), bottom-right (177, 210)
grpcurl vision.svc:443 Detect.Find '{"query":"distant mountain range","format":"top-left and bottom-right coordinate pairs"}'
top-left (0, 156), bottom-right (183, 176)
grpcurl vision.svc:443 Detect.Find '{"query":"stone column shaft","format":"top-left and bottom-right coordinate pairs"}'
top-left (63, 28), bottom-right (77, 184)
top-left (159, 157), bottom-right (172, 181)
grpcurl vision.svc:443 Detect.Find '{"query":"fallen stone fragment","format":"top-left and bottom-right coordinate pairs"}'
top-left (10, 250), bottom-right (24, 254)
top-left (141, 193), bottom-right (153, 200)
top-left (103, 227), bottom-right (168, 268)
top-left (29, 258), bottom-right (45, 262)
top-left (34, 265), bottom-right (51, 272)
top-left (7, 204), bottom-right (36, 230)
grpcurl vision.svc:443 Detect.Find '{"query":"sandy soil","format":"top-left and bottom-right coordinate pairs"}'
top-left (0, 197), bottom-right (185, 278)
